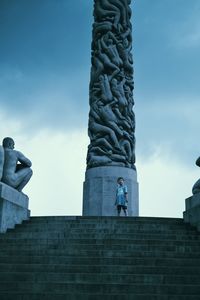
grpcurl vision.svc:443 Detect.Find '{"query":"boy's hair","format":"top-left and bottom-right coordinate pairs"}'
top-left (117, 177), bottom-right (124, 182)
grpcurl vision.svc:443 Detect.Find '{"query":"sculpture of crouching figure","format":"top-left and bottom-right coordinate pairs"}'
top-left (1, 137), bottom-right (33, 192)
top-left (192, 157), bottom-right (200, 195)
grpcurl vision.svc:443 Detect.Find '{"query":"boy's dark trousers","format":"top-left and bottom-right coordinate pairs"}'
top-left (117, 205), bottom-right (128, 216)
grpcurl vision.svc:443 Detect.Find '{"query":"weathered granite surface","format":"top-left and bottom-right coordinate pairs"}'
top-left (0, 146), bottom-right (4, 181)
top-left (1, 137), bottom-right (32, 192)
top-left (183, 193), bottom-right (200, 231)
top-left (83, 166), bottom-right (139, 216)
top-left (83, 0), bottom-right (139, 216)
top-left (0, 182), bottom-right (30, 233)
top-left (0, 138), bottom-right (32, 232)
top-left (86, 0), bottom-right (135, 170)
top-left (184, 157), bottom-right (200, 230)
top-left (192, 157), bottom-right (200, 195)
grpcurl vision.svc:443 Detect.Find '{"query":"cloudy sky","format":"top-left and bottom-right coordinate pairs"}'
top-left (0, 0), bottom-right (200, 218)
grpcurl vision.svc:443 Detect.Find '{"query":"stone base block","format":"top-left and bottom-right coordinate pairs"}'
top-left (183, 193), bottom-right (200, 230)
top-left (0, 146), bottom-right (4, 181)
top-left (0, 182), bottom-right (30, 233)
top-left (82, 166), bottom-right (139, 216)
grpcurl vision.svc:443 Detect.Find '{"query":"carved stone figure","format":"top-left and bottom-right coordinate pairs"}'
top-left (0, 137), bottom-right (33, 192)
top-left (192, 157), bottom-right (200, 195)
top-left (100, 32), bottom-right (123, 67)
top-left (95, 0), bottom-right (121, 29)
top-left (99, 74), bottom-right (113, 103)
top-left (86, 0), bottom-right (135, 169)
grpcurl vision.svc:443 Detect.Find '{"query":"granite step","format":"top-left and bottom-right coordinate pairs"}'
top-left (1, 245), bottom-right (200, 257)
top-left (0, 240), bottom-right (199, 255)
top-left (1, 240), bottom-right (200, 250)
top-left (0, 255), bottom-right (199, 266)
top-left (0, 293), bottom-right (200, 300)
top-left (12, 220), bottom-right (195, 231)
top-left (0, 282), bottom-right (200, 295)
top-left (1, 272), bottom-right (200, 285)
top-left (27, 216), bottom-right (184, 223)
top-left (0, 263), bottom-right (200, 276)
top-left (0, 251), bottom-right (199, 261)
top-left (1, 234), bottom-right (200, 245)
top-left (1, 227), bottom-right (200, 238)
top-left (10, 225), bottom-right (197, 234)
top-left (25, 218), bottom-right (187, 227)
top-left (0, 233), bottom-right (200, 245)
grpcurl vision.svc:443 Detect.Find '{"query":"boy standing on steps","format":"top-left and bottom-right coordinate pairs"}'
top-left (115, 177), bottom-right (128, 217)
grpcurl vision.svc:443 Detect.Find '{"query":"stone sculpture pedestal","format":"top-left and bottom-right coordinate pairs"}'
top-left (83, 166), bottom-right (139, 216)
top-left (183, 193), bottom-right (200, 231)
top-left (0, 182), bottom-right (30, 233)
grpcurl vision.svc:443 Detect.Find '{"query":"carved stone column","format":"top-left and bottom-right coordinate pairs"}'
top-left (82, 0), bottom-right (139, 216)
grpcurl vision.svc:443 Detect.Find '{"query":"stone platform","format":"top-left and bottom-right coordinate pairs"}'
top-left (83, 166), bottom-right (139, 216)
top-left (0, 182), bottom-right (30, 233)
top-left (183, 192), bottom-right (200, 231)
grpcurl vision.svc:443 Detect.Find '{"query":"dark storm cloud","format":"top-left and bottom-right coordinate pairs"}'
top-left (0, 0), bottom-right (92, 130)
top-left (134, 0), bottom-right (200, 164)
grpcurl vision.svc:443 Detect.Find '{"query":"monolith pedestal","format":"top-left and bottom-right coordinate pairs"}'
top-left (83, 166), bottom-right (138, 216)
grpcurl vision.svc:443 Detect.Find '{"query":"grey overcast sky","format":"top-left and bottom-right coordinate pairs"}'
top-left (0, 0), bottom-right (200, 217)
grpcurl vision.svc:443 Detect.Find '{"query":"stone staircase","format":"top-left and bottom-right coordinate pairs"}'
top-left (0, 216), bottom-right (200, 299)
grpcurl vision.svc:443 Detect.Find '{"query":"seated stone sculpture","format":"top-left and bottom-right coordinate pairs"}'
top-left (192, 156), bottom-right (200, 195)
top-left (196, 157), bottom-right (200, 167)
top-left (1, 137), bottom-right (33, 192)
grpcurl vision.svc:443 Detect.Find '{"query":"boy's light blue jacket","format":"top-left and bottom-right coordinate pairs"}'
top-left (115, 184), bottom-right (128, 206)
